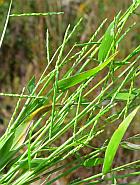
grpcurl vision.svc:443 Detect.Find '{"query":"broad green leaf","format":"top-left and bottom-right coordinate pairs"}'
top-left (84, 157), bottom-right (104, 167)
top-left (58, 52), bottom-right (117, 91)
top-left (27, 76), bottom-right (35, 94)
top-left (98, 22), bottom-right (114, 62)
top-left (102, 106), bottom-right (140, 175)
top-left (98, 12), bottom-right (121, 62)
top-left (121, 142), bottom-right (140, 150)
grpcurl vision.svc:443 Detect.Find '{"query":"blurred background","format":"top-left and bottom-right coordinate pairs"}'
top-left (0, 0), bottom-right (140, 184)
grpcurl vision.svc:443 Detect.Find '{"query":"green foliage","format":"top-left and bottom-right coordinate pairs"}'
top-left (58, 52), bottom-right (117, 91)
top-left (98, 17), bottom-right (116, 62)
top-left (84, 157), bottom-right (104, 167)
top-left (102, 106), bottom-right (140, 175)
top-left (0, 0), bottom-right (139, 184)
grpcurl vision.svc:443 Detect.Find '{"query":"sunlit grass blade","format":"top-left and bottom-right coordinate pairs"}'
top-left (98, 21), bottom-right (114, 62)
top-left (58, 52), bottom-right (118, 91)
top-left (0, 0), bottom-right (13, 48)
top-left (102, 106), bottom-right (140, 175)
top-left (98, 12), bottom-right (120, 62)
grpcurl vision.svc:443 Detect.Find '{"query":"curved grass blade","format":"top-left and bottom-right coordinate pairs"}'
top-left (98, 21), bottom-right (114, 62)
top-left (58, 52), bottom-right (118, 91)
top-left (98, 12), bottom-right (121, 62)
top-left (102, 106), bottom-right (140, 175)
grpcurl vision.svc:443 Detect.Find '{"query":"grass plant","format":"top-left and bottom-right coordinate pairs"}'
top-left (0, 0), bottom-right (140, 184)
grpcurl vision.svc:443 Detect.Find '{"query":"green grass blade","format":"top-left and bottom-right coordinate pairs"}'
top-left (98, 12), bottom-right (120, 62)
top-left (102, 106), bottom-right (140, 175)
top-left (98, 21), bottom-right (114, 62)
top-left (0, 0), bottom-right (12, 48)
top-left (58, 52), bottom-right (118, 91)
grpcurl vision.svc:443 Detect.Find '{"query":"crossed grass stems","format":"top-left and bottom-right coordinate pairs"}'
top-left (0, 0), bottom-right (140, 184)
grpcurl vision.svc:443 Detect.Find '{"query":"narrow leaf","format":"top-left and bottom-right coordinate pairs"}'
top-left (102, 106), bottom-right (140, 175)
top-left (98, 12), bottom-right (121, 62)
top-left (58, 52), bottom-right (118, 91)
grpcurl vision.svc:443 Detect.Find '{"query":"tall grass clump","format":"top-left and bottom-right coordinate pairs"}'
top-left (0, 0), bottom-right (140, 184)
